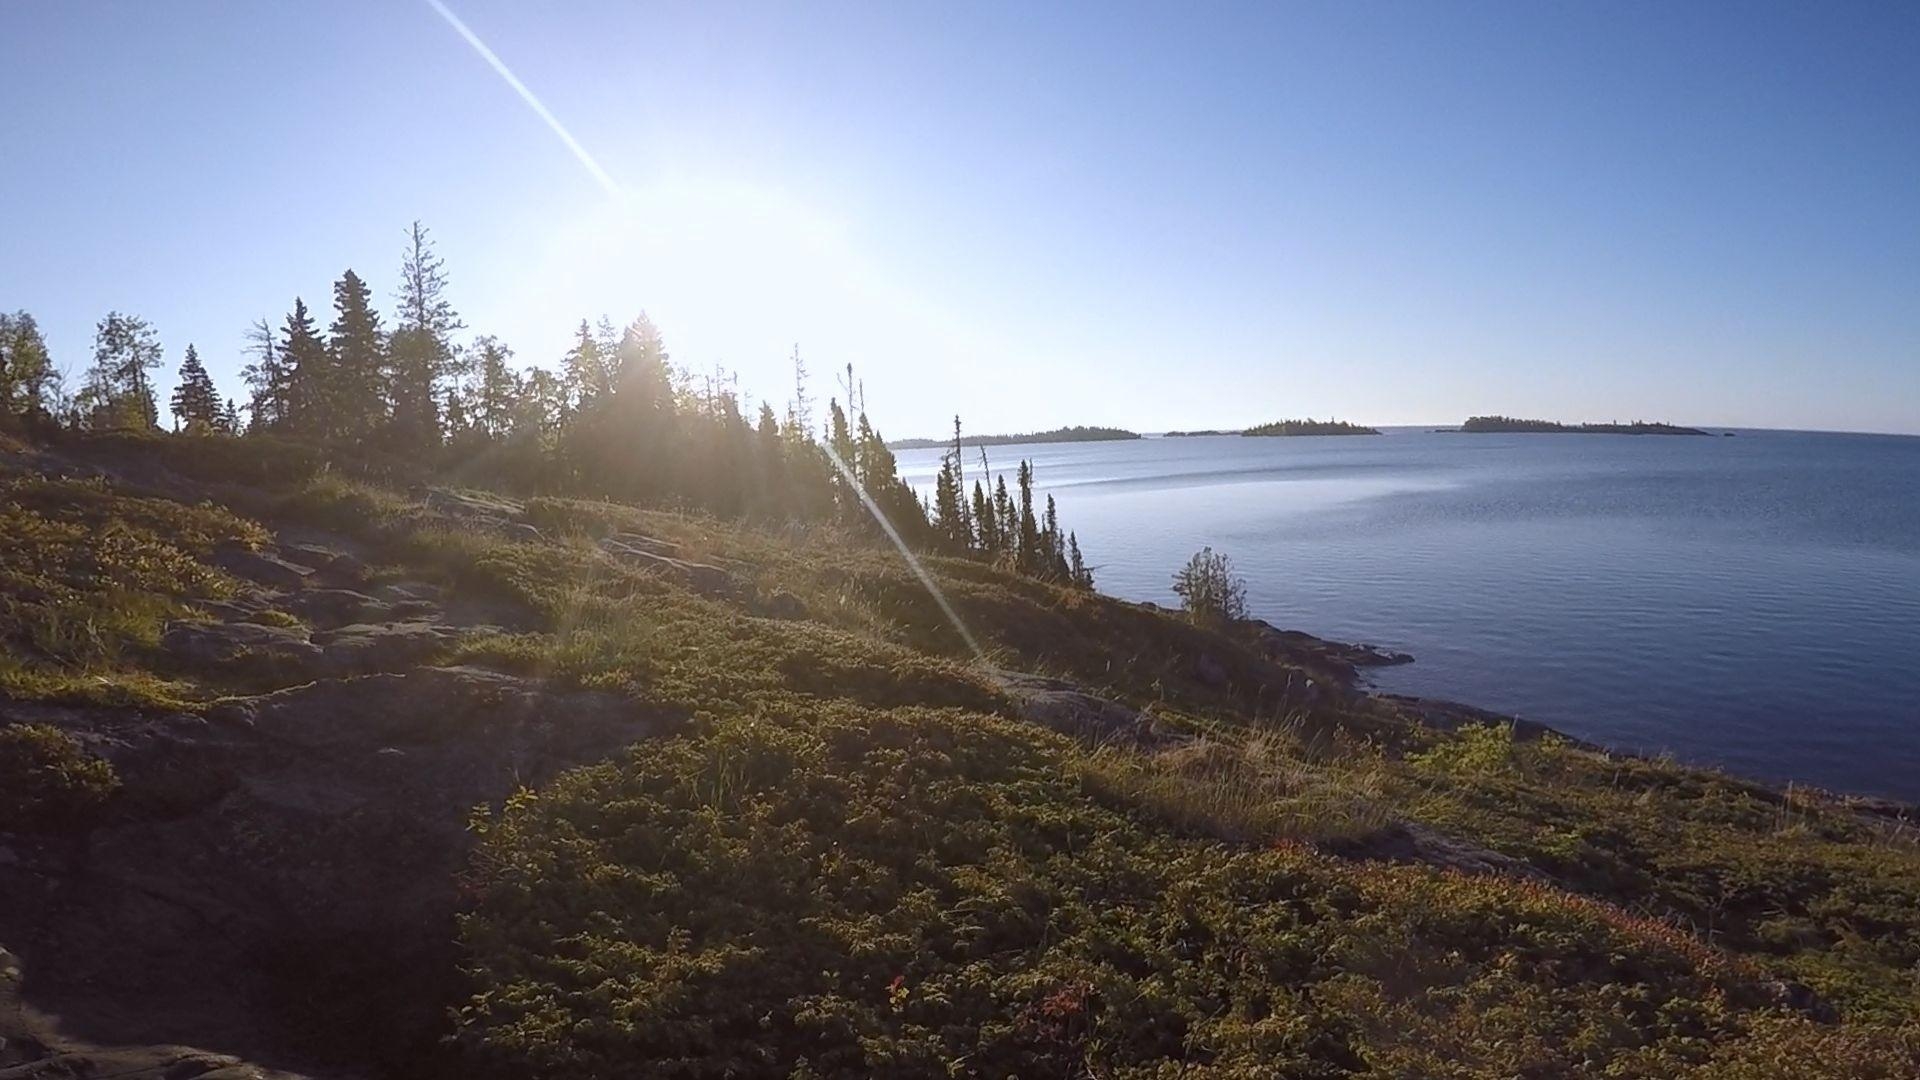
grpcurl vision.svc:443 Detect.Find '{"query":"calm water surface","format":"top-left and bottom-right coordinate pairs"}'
top-left (898, 429), bottom-right (1920, 800)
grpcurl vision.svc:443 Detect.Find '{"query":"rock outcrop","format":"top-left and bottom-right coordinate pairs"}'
top-left (0, 667), bottom-right (677, 1078)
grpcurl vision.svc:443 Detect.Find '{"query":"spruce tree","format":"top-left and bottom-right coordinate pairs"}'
top-left (971, 479), bottom-right (996, 555)
top-left (221, 397), bottom-right (242, 435)
top-left (388, 221), bottom-right (461, 452)
top-left (992, 475), bottom-right (1015, 559)
top-left (561, 319), bottom-right (611, 409)
top-left (471, 336), bottom-right (518, 440)
top-left (279, 299), bottom-right (328, 436)
top-left (1068, 532), bottom-right (1092, 588)
top-left (169, 343), bottom-right (220, 432)
top-left (1015, 460), bottom-right (1039, 572)
top-left (328, 269), bottom-right (386, 440)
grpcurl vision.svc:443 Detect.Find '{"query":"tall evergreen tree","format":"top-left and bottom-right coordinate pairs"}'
top-left (971, 479), bottom-right (997, 556)
top-left (1068, 532), bottom-right (1092, 588)
top-left (471, 336), bottom-right (518, 440)
top-left (169, 343), bottom-right (220, 432)
top-left (221, 397), bottom-right (242, 435)
top-left (992, 475), bottom-right (1015, 560)
top-left (79, 311), bottom-right (162, 430)
top-left (1015, 460), bottom-right (1040, 572)
top-left (327, 269), bottom-right (386, 440)
top-left (279, 299), bottom-right (328, 436)
top-left (561, 319), bottom-right (612, 409)
top-left (388, 221), bottom-right (461, 452)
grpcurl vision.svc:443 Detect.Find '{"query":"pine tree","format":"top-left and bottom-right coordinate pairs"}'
top-left (79, 311), bottom-right (163, 430)
top-left (169, 343), bottom-right (220, 432)
top-left (221, 397), bottom-right (242, 435)
top-left (279, 299), bottom-right (328, 436)
top-left (328, 269), bottom-right (386, 440)
top-left (388, 221), bottom-right (461, 452)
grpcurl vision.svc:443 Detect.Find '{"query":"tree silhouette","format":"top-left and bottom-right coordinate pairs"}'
top-left (79, 312), bottom-right (162, 430)
top-left (169, 344), bottom-right (221, 432)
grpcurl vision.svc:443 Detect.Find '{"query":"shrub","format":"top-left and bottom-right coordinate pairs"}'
top-left (0, 723), bottom-right (120, 832)
top-left (1171, 546), bottom-right (1247, 623)
top-left (456, 705), bottom-right (1836, 1078)
top-left (1408, 721), bottom-right (1518, 776)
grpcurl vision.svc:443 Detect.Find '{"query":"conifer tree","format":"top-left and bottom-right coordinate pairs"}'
top-left (561, 319), bottom-right (612, 409)
top-left (613, 314), bottom-right (673, 408)
top-left (1043, 494), bottom-right (1067, 577)
top-left (827, 398), bottom-right (859, 513)
top-left (169, 343), bottom-right (220, 432)
top-left (1015, 460), bottom-right (1039, 572)
top-left (327, 269), bottom-right (386, 440)
top-left (279, 299), bottom-right (327, 436)
top-left (79, 311), bottom-right (162, 430)
top-left (1068, 532), bottom-right (1092, 588)
top-left (471, 336), bottom-right (518, 440)
top-left (971, 479), bottom-right (997, 556)
top-left (221, 397), bottom-right (242, 435)
top-left (992, 475), bottom-right (1015, 559)
top-left (388, 221), bottom-right (461, 452)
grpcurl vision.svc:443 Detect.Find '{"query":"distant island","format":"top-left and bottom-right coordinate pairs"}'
top-left (890, 425), bottom-right (1141, 450)
top-left (1162, 429), bottom-right (1235, 437)
top-left (1460, 416), bottom-right (1710, 436)
top-left (1243, 419), bottom-right (1380, 437)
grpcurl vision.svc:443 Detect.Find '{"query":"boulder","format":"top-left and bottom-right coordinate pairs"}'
top-left (609, 546), bottom-right (739, 598)
top-left (502, 522), bottom-right (543, 543)
top-left (992, 670), bottom-right (1176, 748)
top-left (280, 588), bottom-right (387, 627)
top-left (209, 545), bottom-right (315, 590)
top-left (2, 667), bottom-right (673, 1076)
top-left (605, 532), bottom-right (682, 558)
top-left (310, 620), bottom-right (462, 674)
top-left (1325, 821), bottom-right (1548, 881)
top-left (161, 621), bottom-right (320, 668)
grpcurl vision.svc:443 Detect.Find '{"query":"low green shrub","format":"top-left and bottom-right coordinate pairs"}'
top-left (0, 722), bottom-right (120, 832)
top-left (456, 705), bottom-right (1870, 1078)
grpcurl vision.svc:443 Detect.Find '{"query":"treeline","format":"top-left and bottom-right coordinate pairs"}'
top-left (889, 424), bottom-right (1139, 450)
top-left (0, 222), bottom-right (1093, 589)
top-left (1461, 416), bottom-right (1708, 435)
top-left (926, 421), bottom-right (1093, 587)
top-left (1243, 418), bottom-right (1380, 436)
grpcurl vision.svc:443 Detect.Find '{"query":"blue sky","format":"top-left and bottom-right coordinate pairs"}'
top-left (2, 1), bottom-right (1915, 435)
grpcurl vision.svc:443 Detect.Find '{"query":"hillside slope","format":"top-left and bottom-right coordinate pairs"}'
top-left (2, 433), bottom-right (1917, 1078)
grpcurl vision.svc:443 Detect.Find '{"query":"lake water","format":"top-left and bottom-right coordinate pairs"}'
top-left (896, 429), bottom-right (1920, 801)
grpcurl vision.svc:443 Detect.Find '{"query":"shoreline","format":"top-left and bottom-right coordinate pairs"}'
top-left (1233, 611), bottom-right (1919, 816)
